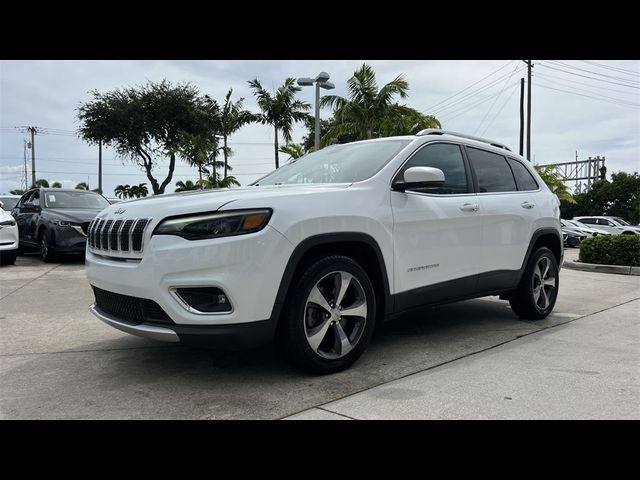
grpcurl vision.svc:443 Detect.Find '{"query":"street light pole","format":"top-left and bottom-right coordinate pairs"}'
top-left (297, 72), bottom-right (335, 151)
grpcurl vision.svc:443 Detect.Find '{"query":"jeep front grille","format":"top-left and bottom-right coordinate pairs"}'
top-left (87, 217), bottom-right (152, 259)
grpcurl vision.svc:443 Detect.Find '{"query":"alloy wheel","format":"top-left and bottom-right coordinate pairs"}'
top-left (532, 256), bottom-right (556, 311)
top-left (303, 270), bottom-right (368, 360)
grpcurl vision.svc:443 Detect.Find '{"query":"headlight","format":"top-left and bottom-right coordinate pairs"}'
top-left (0, 219), bottom-right (16, 227)
top-left (53, 220), bottom-right (77, 227)
top-left (153, 209), bottom-right (272, 240)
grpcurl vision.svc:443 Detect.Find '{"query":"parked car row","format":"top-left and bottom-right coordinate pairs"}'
top-left (560, 216), bottom-right (639, 248)
top-left (1, 188), bottom-right (111, 264)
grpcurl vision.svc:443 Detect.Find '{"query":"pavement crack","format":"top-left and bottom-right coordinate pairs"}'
top-left (317, 406), bottom-right (357, 420)
top-left (0, 264), bottom-right (62, 302)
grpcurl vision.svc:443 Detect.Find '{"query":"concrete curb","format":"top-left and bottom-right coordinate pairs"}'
top-left (563, 260), bottom-right (639, 276)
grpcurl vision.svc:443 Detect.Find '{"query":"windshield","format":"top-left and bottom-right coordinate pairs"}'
top-left (611, 217), bottom-right (629, 226)
top-left (44, 191), bottom-right (110, 209)
top-left (255, 139), bottom-right (412, 186)
top-left (0, 197), bottom-right (19, 211)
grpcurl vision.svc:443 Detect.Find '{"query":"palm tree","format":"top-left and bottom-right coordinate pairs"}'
top-left (248, 77), bottom-right (311, 169)
top-left (220, 88), bottom-right (257, 178)
top-left (379, 105), bottom-right (441, 136)
top-left (128, 183), bottom-right (148, 198)
top-left (197, 174), bottom-right (241, 189)
top-left (32, 179), bottom-right (49, 188)
top-left (319, 63), bottom-right (411, 143)
top-left (279, 143), bottom-right (306, 161)
top-left (114, 184), bottom-right (130, 199)
top-left (51, 181), bottom-right (63, 188)
top-left (175, 180), bottom-right (199, 192)
top-left (535, 164), bottom-right (576, 204)
top-left (75, 182), bottom-right (89, 190)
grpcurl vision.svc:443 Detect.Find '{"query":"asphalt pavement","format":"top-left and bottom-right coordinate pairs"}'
top-left (1, 250), bottom-right (638, 419)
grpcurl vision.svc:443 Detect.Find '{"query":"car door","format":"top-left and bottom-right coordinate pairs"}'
top-left (15, 192), bottom-right (34, 244)
top-left (23, 190), bottom-right (42, 242)
top-left (465, 147), bottom-right (538, 288)
top-left (391, 142), bottom-right (483, 309)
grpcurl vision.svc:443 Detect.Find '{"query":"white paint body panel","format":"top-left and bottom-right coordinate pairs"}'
top-left (0, 209), bottom-right (19, 251)
top-left (85, 133), bottom-right (561, 330)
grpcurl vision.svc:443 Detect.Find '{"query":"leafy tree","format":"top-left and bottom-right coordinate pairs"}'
top-left (51, 182), bottom-right (62, 188)
top-left (175, 180), bottom-right (199, 192)
top-left (301, 116), bottom-right (357, 151)
top-left (31, 179), bottom-right (49, 188)
top-left (78, 80), bottom-right (218, 195)
top-left (220, 88), bottom-right (257, 178)
top-left (279, 143), bottom-right (306, 161)
top-left (319, 63), bottom-right (410, 144)
top-left (10, 189), bottom-right (25, 195)
top-left (248, 77), bottom-right (311, 169)
top-left (379, 105), bottom-right (441, 136)
top-left (534, 164), bottom-right (575, 204)
top-left (114, 184), bottom-right (130, 199)
top-left (561, 171), bottom-right (640, 224)
top-left (75, 182), bottom-right (89, 190)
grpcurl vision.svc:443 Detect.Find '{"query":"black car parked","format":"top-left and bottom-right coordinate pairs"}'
top-left (11, 188), bottom-right (110, 262)
top-left (562, 227), bottom-right (586, 248)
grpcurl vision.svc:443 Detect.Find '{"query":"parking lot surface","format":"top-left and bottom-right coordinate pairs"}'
top-left (1, 252), bottom-right (639, 419)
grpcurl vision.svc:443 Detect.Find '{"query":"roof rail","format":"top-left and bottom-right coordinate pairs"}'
top-left (416, 129), bottom-right (512, 152)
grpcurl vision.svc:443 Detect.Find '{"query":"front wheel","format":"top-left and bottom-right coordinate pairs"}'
top-left (280, 255), bottom-right (377, 374)
top-left (509, 247), bottom-right (559, 320)
top-left (40, 229), bottom-right (57, 263)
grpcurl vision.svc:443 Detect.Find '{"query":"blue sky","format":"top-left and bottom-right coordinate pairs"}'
top-left (1, 60), bottom-right (638, 196)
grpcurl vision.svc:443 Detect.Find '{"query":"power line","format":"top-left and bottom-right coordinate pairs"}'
top-left (538, 61), bottom-right (640, 89)
top-left (548, 60), bottom-right (640, 84)
top-left (429, 66), bottom-right (527, 115)
top-left (439, 81), bottom-right (520, 123)
top-left (424, 60), bottom-right (516, 112)
top-left (579, 60), bottom-right (640, 77)
top-left (533, 82), bottom-right (640, 109)
top-left (474, 63), bottom-right (520, 134)
top-left (534, 76), bottom-right (640, 106)
top-left (534, 71), bottom-right (640, 97)
top-left (480, 82), bottom-right (519, 137)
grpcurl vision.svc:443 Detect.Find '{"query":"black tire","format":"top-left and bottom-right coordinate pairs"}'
top-left (39, 229), bottom-right (57, 263)
top-left (280, 255), bottom-right (377, 374)
top-left (0, 249), bottom-right (17, 266)
top-left (509, 247), bottom-right (559, 320)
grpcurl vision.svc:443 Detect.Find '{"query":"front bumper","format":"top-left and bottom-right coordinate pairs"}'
top-left (0, 225), bottom-right (19, 251)
top-left (90, 303), bottom-right (276, 348)
top-left (85, 225), bottom-right (294, 333)
top-left (53, 226), bottom-right (87, 253)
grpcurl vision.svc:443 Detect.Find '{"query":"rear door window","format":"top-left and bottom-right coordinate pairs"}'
top-left (466, 147), bottom-right (517, 193)
top-left (507, 158), bottom-right (539, 191)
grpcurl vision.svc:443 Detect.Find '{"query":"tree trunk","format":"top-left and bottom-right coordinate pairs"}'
top-left (157, 152), bottom-right (176, 194)
top-left (224, 135), bottom-right (228, 178)
top-left (274, 125), bottom-right (279, 169)
top-left (198, 167), bottom-right (203, 189)
top-left (213, 161), bottom-right (216, 188)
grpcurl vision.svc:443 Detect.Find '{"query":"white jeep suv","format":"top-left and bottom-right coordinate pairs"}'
top-left (85, 129), bottom-right (563, 373)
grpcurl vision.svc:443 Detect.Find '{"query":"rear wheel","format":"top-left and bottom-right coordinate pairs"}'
top-left (40, 229), bottom-right (57, 263)
top-left (509, 247), bottom-right (559, 320)
top-left (280, 255), bottom-right (377, 374)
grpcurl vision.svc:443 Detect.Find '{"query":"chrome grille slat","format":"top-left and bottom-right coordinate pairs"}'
top-left (88, 216), bottom-right (152, 259)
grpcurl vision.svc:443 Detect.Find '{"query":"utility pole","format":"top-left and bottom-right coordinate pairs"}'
top-left (28, 126), bottom-right (37, 186)
top-left (519, 78), bottom-right (525, 156)
top-left (526, 60), bottom-right (532, 161)
top-left (98, 139), bottom-right (103, 193)
top-left (23, 139), bottom-right (29, 191)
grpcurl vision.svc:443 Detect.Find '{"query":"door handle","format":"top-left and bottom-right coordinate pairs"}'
top-left (521, 201), bottom-right (536, 209)
top-left (460, 203), bottom-right (479, 212)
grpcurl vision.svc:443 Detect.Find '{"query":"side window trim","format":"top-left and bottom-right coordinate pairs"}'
top-left (391, 140), bottom-right (475, 196)
top-left (462, 145), bottom-right (519, 194)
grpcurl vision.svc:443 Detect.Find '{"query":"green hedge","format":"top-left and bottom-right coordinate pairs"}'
top-left (579, 235), bottom-right (640, 266)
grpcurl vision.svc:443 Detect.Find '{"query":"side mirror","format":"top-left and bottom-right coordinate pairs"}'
top-left (392, 166), bottom-right (446, 192)
top-left (23, 203), bottom-right (38, 212)
top-left (0, 200), bottom-right (3, 209)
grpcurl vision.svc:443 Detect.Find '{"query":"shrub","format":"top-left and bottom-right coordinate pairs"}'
top-left (579, 235), bottom-right (640, 266)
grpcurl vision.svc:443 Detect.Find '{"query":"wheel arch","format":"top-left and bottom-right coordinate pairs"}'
top-left (518, 228), bottom-right (563, 282)
top-left (269, 232), bottom-right (393, 327)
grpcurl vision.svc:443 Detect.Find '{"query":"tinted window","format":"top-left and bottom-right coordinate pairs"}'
top-left (0, 197), bottom-right (19, 211)
top-left (467, 147), bottom-right (517, 193)
top-left (578, 218), bottom-right (596, 225)
top-left (507, 158), bottom-right (539, 191)
top-left (399, 143), bottom-right (468, 194)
